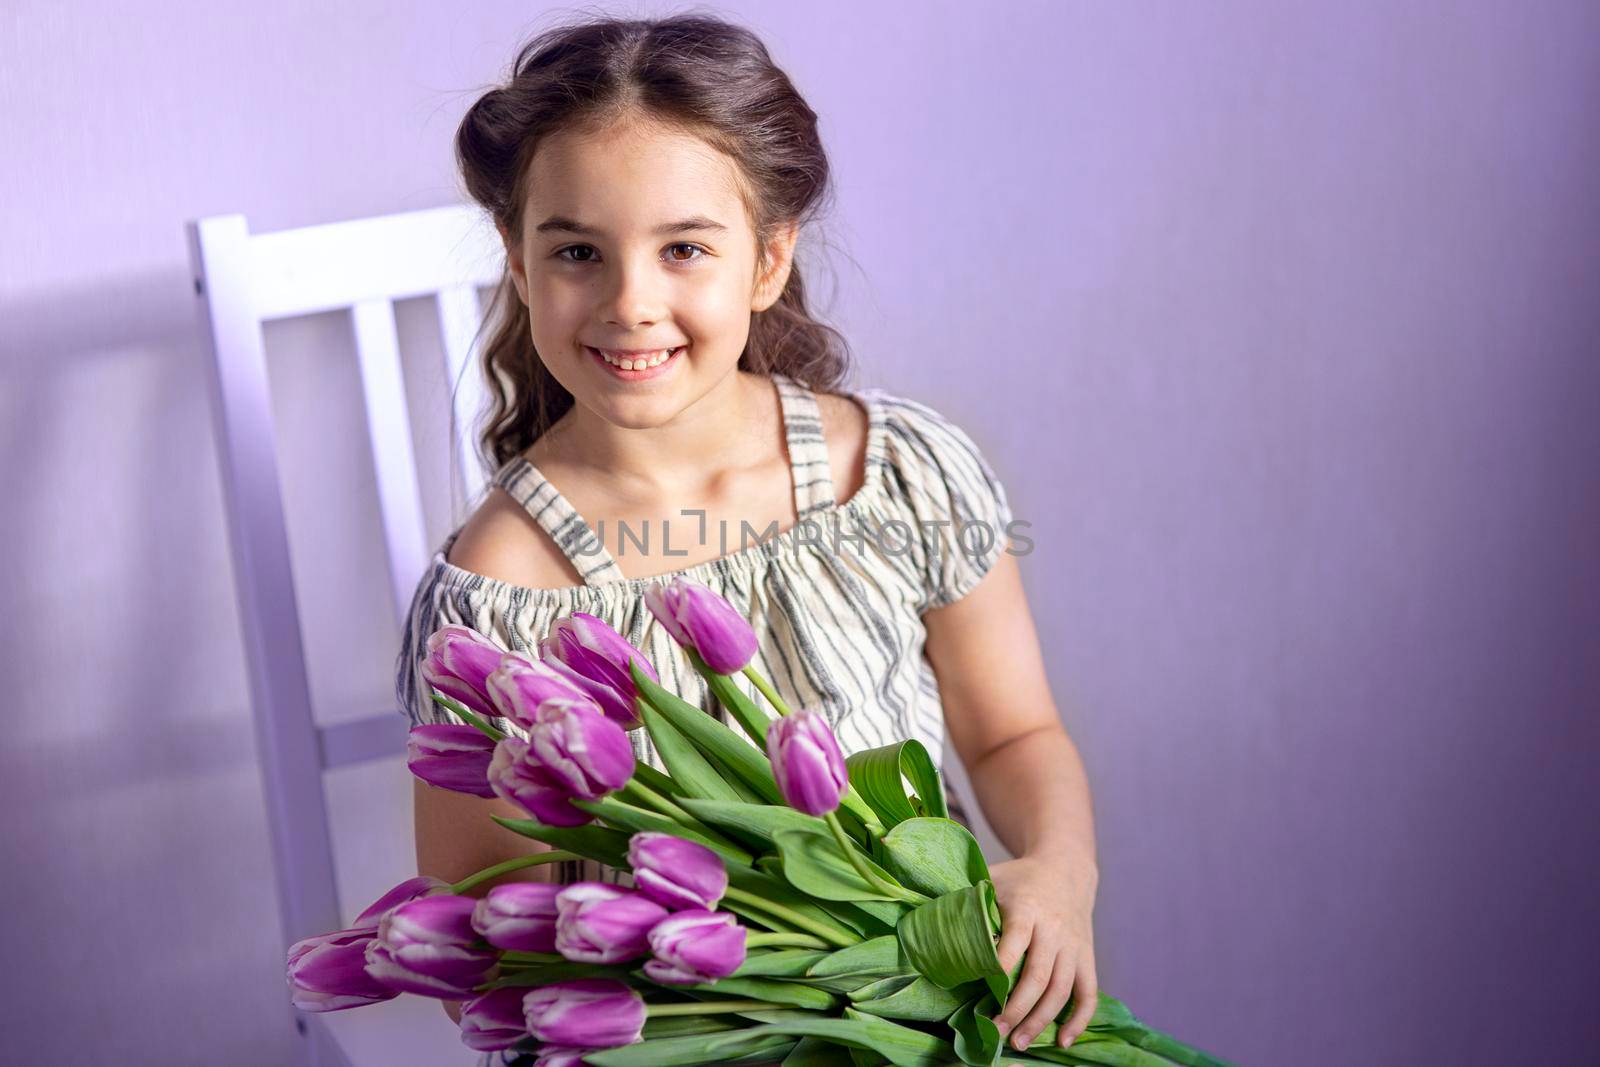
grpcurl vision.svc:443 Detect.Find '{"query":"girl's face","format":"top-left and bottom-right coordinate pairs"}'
top-left (503, 117), bottom-right (797, 429)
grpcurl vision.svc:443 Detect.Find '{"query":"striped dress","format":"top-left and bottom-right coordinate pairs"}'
top-left (394, 371), bottom-right (1014, 1064)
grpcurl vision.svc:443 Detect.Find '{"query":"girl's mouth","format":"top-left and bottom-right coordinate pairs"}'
top-left (586, 345), bottom-right (684, 381)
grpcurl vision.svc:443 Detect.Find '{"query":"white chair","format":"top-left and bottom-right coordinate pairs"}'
top-left (186, 205), bottom-right (504, 1065)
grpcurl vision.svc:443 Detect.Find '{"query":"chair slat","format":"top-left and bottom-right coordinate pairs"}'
top-left (351, 297), bottom-right (430, 631)
top-left (437, 285), bottom-right (490, 508)
top-left (186, 214), bottom-right (343, 944)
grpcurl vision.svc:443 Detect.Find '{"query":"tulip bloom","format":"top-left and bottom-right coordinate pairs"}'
top-left (520, 698), bottom-right (636, 801)
top-left (768, 709), bottom-right (849, 816)
top-left (644, 577), bottom-right (758, 674)
top-left (285, 876), bottom-right (452, 1011)
top-left (458, 986), bottom-right (533, 1052)
top-left (486, 739), bottom-right (593, 827)
top-left (471, 882), bottom-right (562, 953)
top-left (422, 625), bottom-right (507, 718)
top-left (626, 831), bottom-right (728, 911)
top-left (643, 908), bottom-right (747, 985)
top-left (352, 875), bottom-right (452, 929)
top-left (523, 978), bottom-right (646, 1048)
top-left (485, 653), bottom-right (594, 731)
top-left (554, 883), bottom-right (668, 964)
top-left (406, 724), bottom-right (497, 798)
top-left (363, 895), bottom-right (499, 998)
top-left (539, 612), bottom-right (657, 730)
top-left (534, 1048), bottom-right (590, 1067)
top-left (286, 928), bottom-right (397, 1012)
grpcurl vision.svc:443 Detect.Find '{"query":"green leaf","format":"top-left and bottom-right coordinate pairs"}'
top-left (695, 654), bottom-right (776, 746)
top-left (772, 825), bottom-right (909, 903)
top-left (677, 796), bottom-right (826, 846)
top-left (849, 975), bottom-right (977, 1021)
top-left (806, 934), bottom-right (908, 978)
top-left (486, 817), bottom-right (632, 868)
top-left (734, 948), bottom-right (831, 978)
top-left (895, 881), bottom-right (1005, 990)
top-left (641, 1015), bottom-right (742, 1039)
top-left (675, 975), bottom-right (839, 1011)
top-left (844, 740), bottom-right (947, 827)
top-left (880, 817), bottom-right (990, 896)
top-left (782, 1036), bottom-right (858, 1066)
top-left (571, 796), bottom-right (752, 866)
top-left (631, 660), bottom-right (784, 803)
top-left (724, 1009), bottom-right (959, 1067)
top-left (726, 864), bottom-right (871, 942)
top-left (637, 701), bottom-right (752, 804)
top-left (584, 1031), bottom-right (797, 1067)
top-left (950, 993), bottom-right (1003, 1066)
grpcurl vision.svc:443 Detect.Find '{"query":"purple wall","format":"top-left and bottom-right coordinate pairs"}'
top-left (2, 2), bottom-right (1595, 1063)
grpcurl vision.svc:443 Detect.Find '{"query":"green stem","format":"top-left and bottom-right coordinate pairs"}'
top-left (824, 812), bottom-right (926, 906)
top-left (449, 850), bottom-right (578, 894)
top-left (744, 931), bottom-right (830, 950)
top-left (722, 886), bottom-right (858, 949)
top-left (499, 951), bottom-right (564, 965)
top-left (647, 999), bottom-right (791, 1017)
top-left (742, 665), bottom-right (794, 717)
top-left (430, 692), bottom-right (507, 742)
top-left (618, 778), bottom-right (696, 824)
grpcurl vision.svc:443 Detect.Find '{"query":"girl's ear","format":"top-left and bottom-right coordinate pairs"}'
top-left (751, 221), bottom-right (801, 313)
top-left (497, 221), bottom-right (530, 305)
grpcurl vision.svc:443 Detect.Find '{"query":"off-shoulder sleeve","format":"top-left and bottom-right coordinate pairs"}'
top-left (394, 570), bottom-right (484, 729)
top-left (880, 396), bottom-right (1016, 612)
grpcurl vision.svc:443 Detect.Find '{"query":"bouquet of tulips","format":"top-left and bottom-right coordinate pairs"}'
top-left (287, 577), bottom-right (1233, 1067)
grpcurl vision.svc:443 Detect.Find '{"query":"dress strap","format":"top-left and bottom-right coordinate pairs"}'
top-left (489, 455), bottom-right (630, 586)
top-left (772, 372), bottom-right (836, 518)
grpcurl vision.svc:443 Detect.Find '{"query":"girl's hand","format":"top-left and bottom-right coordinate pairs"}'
top-left (988, 852), bottom-right (1099, 1052)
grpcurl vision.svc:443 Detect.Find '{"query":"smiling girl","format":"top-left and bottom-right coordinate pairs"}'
top-left (397, 12), bottom-right (1099, 1062)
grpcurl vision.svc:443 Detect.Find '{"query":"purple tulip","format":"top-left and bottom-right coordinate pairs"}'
top-left (363, 895), bottom-right (499, 998)
top-left (626, 831), bottom-right (728, 911)
top-left (554, 883), bottom-right (669, 964)
top-left (487, 739), bottom-right (594, 827)
top-left (485, 653), bottom-right (594, 731)
top-left (458, 986), bottom-right (532, 1052)
top-left (286, 928), bottom-right (398, 1012)
top-left (422, 625), bottom-right (507, 718)
top-left (539, 612), bottom-right (657, 730)
top-left (472, 882), bottom-right (562, 953)
top-left (643, 908), bottom-right (748, 985)
top-left (643, 577), bottom-right (759, 674)
top-left (407, 724), bottom-right (497, 798)
top-left (514, 693), bottom-right (636, 801)
top-left (767, 709), bottom-right (849, 816)
top-left (523, 978), bottom-right (646, 1048)
top-left (534, 1047), bottom-right (590, 1067)
top-left (351, 875), bottom-right (452, 930)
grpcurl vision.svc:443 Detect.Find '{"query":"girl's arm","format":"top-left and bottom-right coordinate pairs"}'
top-left (922, 550), bottom-right (1100, 1053)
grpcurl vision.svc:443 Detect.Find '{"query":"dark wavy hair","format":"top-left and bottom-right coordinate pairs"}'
top-left (453, 9), bottom-right (854, 476)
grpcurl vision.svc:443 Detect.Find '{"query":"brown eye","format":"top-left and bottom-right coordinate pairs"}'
top-left (666, 243), bottom-right (707, 263)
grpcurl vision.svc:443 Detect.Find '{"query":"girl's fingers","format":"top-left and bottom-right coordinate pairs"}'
top-left (1056, 959), bottom-right (1099, 1048)
top-left (993, 934), bottom-right (1054, 1037)
top-left (994, 916), bottom-right (1033, 976)
top-left (1009, 947), bottom-right (1076, 1050)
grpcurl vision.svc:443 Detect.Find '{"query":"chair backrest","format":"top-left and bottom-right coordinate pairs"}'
top-left (185, 205), bottom-right (503, 1060)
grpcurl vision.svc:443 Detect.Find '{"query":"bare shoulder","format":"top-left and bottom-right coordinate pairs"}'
top-left (815, 389), bottom-right (871, 507)
top-left (445, 487), bottom-right (582, 590)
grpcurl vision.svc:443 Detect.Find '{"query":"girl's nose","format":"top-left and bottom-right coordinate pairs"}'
top-left (599, 259), bottom-right (670, 329)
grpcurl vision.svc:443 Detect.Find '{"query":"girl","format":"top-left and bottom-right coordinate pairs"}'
top-left (396, 13), bottom-right (1099, 1063)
